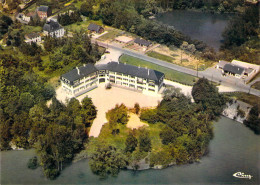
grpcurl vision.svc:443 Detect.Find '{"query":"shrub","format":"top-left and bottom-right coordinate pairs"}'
top-left (27, 156), bottom-right (38, 169)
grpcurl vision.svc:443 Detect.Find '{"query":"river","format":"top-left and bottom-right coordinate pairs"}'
top-left (156, 10), bottom-right (232, 51)
top-left (0, 117), bottom-right (259, 184)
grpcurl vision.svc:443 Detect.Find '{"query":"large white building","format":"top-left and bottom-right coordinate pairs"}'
top-left (60, 62), bottom-right (165, 97)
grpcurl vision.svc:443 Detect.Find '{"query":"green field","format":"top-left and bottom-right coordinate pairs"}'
top-left (119, 54), bottom-right (197, 85)
top-left (147, 51), bottom-right (175, 63)
top-left (64, 19), bottom-right (103, 32)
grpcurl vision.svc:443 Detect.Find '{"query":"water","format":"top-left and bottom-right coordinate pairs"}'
top-left (1, 117), bottom-right (259, 184)
top-left (156, 10), bottom-right (232, 51)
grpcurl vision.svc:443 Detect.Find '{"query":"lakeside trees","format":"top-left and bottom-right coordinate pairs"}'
top-left (244, 105), bottom-right (260, 134)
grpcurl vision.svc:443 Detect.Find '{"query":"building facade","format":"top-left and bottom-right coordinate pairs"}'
top-left (37, 6), bottom-right (52, 19)
top-left (60, 62), bottom-right (165, 97)
top-left (24, 32), bottom-right (41, 44)
top-left (43, 20), bottom-right (65, 38)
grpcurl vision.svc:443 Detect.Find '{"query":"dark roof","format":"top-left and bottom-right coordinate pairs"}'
top-left (134, 38), bottom-right (151, 47)
top-left (43, 20), bottom-right (63, 32)
top-left (38, 6), bottom-right (49, 12)
top-left (223, 64), bottom-right (245, 75)
top-left (25, 32), bottom-right (41, 39)
top-left (61, 64), bottom-right (97, 84)
top-left (61, 62), bottom-right (164, 85)
top-left (88, 23), bottom-right (103, 32)
top-left (97, 62), bottom-right (164, 82)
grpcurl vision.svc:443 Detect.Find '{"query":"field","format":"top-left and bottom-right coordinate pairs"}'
top-left (151, 45), bottom-right (215, 70)
top-left (119, 54), bottom-right (197, 85)
top-left (64, 19), bottom-right (103, 32)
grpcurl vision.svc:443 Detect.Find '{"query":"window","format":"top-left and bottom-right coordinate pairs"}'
top-left (117, 77), bottom-right (122, 80)
top-left (148, 88), bottom-right (155, 92)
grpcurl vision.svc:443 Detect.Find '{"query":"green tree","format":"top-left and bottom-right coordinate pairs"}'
top-left (106, 104), bottom-right (129, 128)
top-left (89, 145), bottom-right (127, 177)
top-left (125, 132), bottom-right (138, 153)
top-left (244, 105), bottom-right (260, 134)
top-left (138, 128), bottom-right (151, 152)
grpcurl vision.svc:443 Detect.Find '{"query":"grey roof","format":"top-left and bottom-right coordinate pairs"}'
top-left (103, 62), bottom-right (164, 82)
top-left (88, 23), bottom-right (103, 32)
top-left (25, 32), bottom-right (40, 39)
top-left (223, 64), bottom-right (245, 75)
top-left (218, 60), bottom-right (229, 68)
top-left (134, 38), bottom-right (151, 47)
top-left (38, 6), bottom-right (49, 12)
top-left (61, 64), bottom-right (97, 84)
top-left (61, 62), bottom-right (164, 85)
top-left (43, 20), bottom-right (63, 32)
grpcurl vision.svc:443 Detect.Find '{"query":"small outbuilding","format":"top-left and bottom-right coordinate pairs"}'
top-left (134, 38), bottom-right (152, 47)
top-left (87, 23), bottom-right (104, 34)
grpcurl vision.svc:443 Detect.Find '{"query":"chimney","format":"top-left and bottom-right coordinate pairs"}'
top-left (148, 69), bottom-right (150, 75)
top-left (138, 65), bottom-right (140, 69)
top-left (83, 64), bottom-right (86, 67)
top-left (76, 67), bottom-right (80, 75)
top-left (124, 62), bottom-right (126, 65)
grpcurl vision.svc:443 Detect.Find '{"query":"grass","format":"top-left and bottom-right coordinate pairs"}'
top-left (252, 81), bottom-right (260, 90)
top-left (223, 92), bottom-right (260, 110)
top-left (147, 51), bottom-right (175, 63)
top-left (97, 28), bottom-right (122, 41)
top-left (21, 25), bottom-right (42, 35)
top-left (119, 54), bottom-right (197, 86)
top-left (64, 19), bottom-right (103, 32)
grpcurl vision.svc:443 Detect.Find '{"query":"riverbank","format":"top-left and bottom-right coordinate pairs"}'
top-left (1, 117), bottom-right (259, 184)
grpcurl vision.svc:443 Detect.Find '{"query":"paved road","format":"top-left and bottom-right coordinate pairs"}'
top-left (94, 40), bottom-right (260, 97)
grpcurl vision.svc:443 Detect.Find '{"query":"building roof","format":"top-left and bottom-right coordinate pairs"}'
top-left (134, 38), bottom-right (151, 47)
top-left (38, 5), bottom-right (49, 12)
top-left (61, 64), bottom-right (97, 84)
top-left (87, 23), bottom-right (103, 32)
top-left (218, 60), bottom-right (229, 68)
top-left (115, 36), bottom-right (134, 43)
top-left (102, 62), bottom-right (164, 82)
top-left (26, 11), bottom-right (36, 17)
top-left (43, 20), bottom-right (63, 32)
top-left (25, 32), bottom-right (41, 39)
top-left (61, 62), bottom-right (164, 85)
top-left (223, 64), bottom-right (245, 75)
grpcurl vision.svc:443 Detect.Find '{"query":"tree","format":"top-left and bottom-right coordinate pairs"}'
top-left (134, 103), bottom-right (140, 114)
top-left (89, 145), bottom-right (127, 177)
top-left (191, 78), bottom-right (226, 120)
top-left (125, 132), bottom-right (138, 153)
top-left (81, 97), bottom-right (97, 126)
top-left (80, 2), bottom-right (93, 17)
top-left (106, 104), bottom-right (129, 128)
top-left (138, 128), bottom-right (151, 152)
top-left (244, 105), bottom-right (260, 134)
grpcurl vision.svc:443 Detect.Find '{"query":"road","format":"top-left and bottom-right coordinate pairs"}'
top-left (94, 40), bottom-right (260, 97)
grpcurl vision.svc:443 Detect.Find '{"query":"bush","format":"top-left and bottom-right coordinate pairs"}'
top-left (140, 109), bottom-right (159, 124)
top-left (27, 156), bottom-right (38, 169)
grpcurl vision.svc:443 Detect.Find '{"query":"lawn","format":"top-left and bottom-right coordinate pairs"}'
top-left (252, 81), bottom-right (260, 90)
top-left (119, 54), bottom-right (197, 85)
top-left (147, 51), bottom-right (175, 63)
top-left (21, 25), bottom-right (42, 35)
top-left (223, 92), bottom-right (260, 110)
top-left (97, 28), bottom-right (122, 41)
top-left (64, 19), bottom-right (103, 32)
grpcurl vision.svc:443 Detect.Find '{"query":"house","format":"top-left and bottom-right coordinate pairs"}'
top-left (43, 20), bottom-right (65, 38)
top-left (37, 5), bottom-right (52, 19)
top-left (134, 38), bottom-right (152, 48)
top-left (222, 63), bottom-right (245, 78)
top-left (60, 62), bottom-right (165, 97)
top-left (24, 32), bottom-right (41, 44)
top-left (20, 11), bottom-right (36, 22)
top-left (231, 60), bottom-right (259, 76)
top-left (87, 23), bottom-right (104, 34)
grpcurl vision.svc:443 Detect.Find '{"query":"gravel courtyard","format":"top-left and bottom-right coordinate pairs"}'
top-left (56, 84), bottom-right (162, 137)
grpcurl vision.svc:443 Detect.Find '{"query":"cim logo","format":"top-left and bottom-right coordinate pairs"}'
top-left (233, 172), bottom-right (253, 180)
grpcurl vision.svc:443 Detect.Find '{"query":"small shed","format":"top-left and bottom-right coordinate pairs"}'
top-left (87, 23), bottom-right (104, 34)
top-left (134, 38), bottom-right (152, 47)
